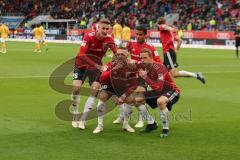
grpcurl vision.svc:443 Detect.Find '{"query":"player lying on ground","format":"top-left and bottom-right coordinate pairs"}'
top-left (135, 48), bottom-right (181, 137)
top-left (157, 17), bottom-right (206, 84)
top-left (71, 18), bottom-right (117, 129)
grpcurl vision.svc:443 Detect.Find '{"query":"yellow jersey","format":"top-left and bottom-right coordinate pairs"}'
top-left (122, 26), bottom-right (131, 41)
top-left (0, 24), bottom-right (9, 38)
top-left (39, 26), bottom-right (45, 37)
top-left (178, 29), bottom-right (183, 39)
top-left (33, 27), bottom-right (44, 40)
top-left (113, 23), bottom-right (122, 39)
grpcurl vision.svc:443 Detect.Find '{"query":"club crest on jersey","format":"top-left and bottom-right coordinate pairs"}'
top-left (81, 41), bottom-right (87, 47)
top-left (158, 74), bottom-right (163, 80)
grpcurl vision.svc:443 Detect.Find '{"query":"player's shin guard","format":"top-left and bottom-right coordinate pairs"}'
top-left (71, 94), bottom-right (80, 114)
top-left (160, 108), bottom-right (169, 129)
top-left (138, 111), bottom-right (143, 122)
top-left (71, 94), bottom-right (80, 128)
top-left (119, 104), bottom-right (125, 120)
top-left (123, 103), bottom-right (133, 122)
top-left (138, 105), bottom-right (154, 124)
top-left (81, 96), bottom-right (96, 122)
top-left (97, 100), bottom-right (105, 127)
top-left (122, 104), bottom-right (135, 132)
top-left (179, 70), bottom-right (197, 78)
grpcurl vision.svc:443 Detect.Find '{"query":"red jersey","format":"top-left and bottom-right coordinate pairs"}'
top-left (158, 24), bottom-right (175, 54)
top-left (92, 23), bottom-right (98, 31)
top-left (100, 60), bottom-right (138, 96)
top-left (142, 62), bottom-right (180, 93)
top-left (127, 41), bottom-right (162, 63)
top-left (75, 31), bottom-right (116, 70)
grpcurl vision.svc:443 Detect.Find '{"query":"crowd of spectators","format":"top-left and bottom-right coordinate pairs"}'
top-left (0, 0), bottom-right (239, 31)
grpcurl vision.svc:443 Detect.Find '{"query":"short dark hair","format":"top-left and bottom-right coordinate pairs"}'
top-left (157, 17), bottom-right (166, 24)
top-left (136, 25), bottom-right (147, 35)
top-left (99, 18), bottom-right (111, 25)
top-left (140, 48), bottom-right (152, 58)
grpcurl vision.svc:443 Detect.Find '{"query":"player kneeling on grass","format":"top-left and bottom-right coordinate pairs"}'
top-left (135, 49), bottom-right (180, 137)
top-left (113, 26), bottom-right (163, 128)
top-left (93, 47), bottom-right (142, 134)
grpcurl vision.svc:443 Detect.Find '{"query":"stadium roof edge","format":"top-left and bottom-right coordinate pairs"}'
top-left (40, 19), bottom-right (78, 23)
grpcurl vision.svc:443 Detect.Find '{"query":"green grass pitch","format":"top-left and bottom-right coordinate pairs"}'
top-left (0, 42), bottom-right (239, 160)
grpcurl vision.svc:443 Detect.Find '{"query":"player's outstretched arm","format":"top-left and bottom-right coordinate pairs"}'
top-left (164, 25), bottom-right (178, 33)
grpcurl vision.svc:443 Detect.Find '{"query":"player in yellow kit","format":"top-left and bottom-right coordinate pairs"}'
top-left (122, 23), bottom-right (131, 42)
top-left (32, 24), bottom-right (44, 53)
top-left (0, 23), bottom-right (10, 53)
top-left (113, 20), bottom-right (122, 46)
top-left (39, 25), bottom-right (48, 51)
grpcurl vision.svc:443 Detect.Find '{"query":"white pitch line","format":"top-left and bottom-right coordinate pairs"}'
top-left (180, 64), bottom-right (240, 68)
top-left (0, 71), bottom-right (240, 79)
top-left (0, 75), bottom-right (67, 79)
top-left (204, 70), bottom-right (240, 74)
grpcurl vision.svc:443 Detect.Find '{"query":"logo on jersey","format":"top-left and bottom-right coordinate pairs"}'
top-left (101, 85), bottom-right (108, 89)
top-left (73, 73), bottom-right (78, 80)
top-left (81, 41), bottom-right (87, 47)
top-left (158, 74), bottom-right (163, 80)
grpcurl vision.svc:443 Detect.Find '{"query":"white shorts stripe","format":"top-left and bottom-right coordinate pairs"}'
top-left (166, 52), bottom-right (175, 69)
top-left (168, 91), bottom-right (179, 101)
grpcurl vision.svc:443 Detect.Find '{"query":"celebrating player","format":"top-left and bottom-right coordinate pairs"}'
top-left (113, 25), bottom-right (162, 128)
top-left (0, 23), bottom-right (9, 53)
top-left (72, 18), bottom-right (117, 129)
top-left (93, 47), bottom-right (138, 133)
top-left (136, 48), bottom-right (180, 137)
top-left (157, 17), bottom-right (205, 84)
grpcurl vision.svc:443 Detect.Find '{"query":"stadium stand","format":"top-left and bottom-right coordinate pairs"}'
top-left (0, 0), bottom-right (239, 31)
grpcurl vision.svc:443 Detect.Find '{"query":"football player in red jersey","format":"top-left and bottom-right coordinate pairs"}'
top-left (93, 47), bottom-right (138, 133)
top-left (136, 49), bottom-right (181, 137)
top-left (71, 18), bottom-right (117, 129)
top-left (128, 25), bottom-right (162, 63)
top-left (157, 17), bottom-right (205, 84)
top-left (113, 25), bottom-right (163, 128)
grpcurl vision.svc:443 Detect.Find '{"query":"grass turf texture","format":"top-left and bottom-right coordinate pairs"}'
top-left (0, 42), bottom-right (239, 160)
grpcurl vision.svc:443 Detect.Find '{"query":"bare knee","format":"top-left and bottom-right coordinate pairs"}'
top-left (98, 91), bottom-right (109, 102)
top-left (72, 80), bottom-right (82, 95)
top-left (135, 86), bottom-right (146, 93)
top-left (157, 96), bottom-right (168, 110)
top-left (91, 82), bottom-right (101, 96)
top-left (170, 70), bottom-right (179, 78)
top-left (126, 96), bottom-right (134, 104)
top-left (135, 97), bottom-right (145, 107)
